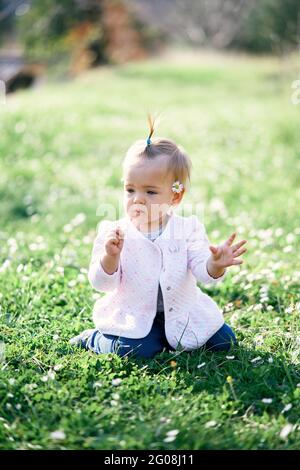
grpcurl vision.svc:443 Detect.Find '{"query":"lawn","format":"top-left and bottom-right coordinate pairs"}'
top-left (0, 48), bottom-right (299, 450)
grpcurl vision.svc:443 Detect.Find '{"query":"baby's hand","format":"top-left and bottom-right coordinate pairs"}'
top-left (209, 232), bottom-right (247, 269)
top-left (104, 227), bottom-right (124, 257)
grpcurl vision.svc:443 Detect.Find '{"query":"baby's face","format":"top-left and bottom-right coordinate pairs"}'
top-left (123, 155), bottom-right (181, 230)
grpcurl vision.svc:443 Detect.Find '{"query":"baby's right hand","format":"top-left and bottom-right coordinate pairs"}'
top-left (104, 227), bottom-right (124, 257)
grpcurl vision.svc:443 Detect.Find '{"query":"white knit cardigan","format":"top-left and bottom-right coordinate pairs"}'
top-left (88, 212), bottom-right (227, 351)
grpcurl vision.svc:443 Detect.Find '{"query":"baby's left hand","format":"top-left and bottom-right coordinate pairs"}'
top-left (209, 232), bottom-right (247, 269)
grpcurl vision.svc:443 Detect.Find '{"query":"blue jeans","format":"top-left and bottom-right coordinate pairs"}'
top-left (83, 314), bottom-right (237, 359)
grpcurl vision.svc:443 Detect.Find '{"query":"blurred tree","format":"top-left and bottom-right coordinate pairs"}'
top-left (234, 0), bottom-right (300, 53)
top-left (0, 0), bottom-right (19, 44)
top-left (129, 0), bottom-right (300, 53)
top-left (2, 0), bottom-right (299, 71)
top-left (9, 0), bottom-right (151, 74)
top-left (15, 0), bottom-right (106, 65)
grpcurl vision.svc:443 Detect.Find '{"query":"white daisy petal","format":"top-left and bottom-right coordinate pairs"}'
top-left (50, 430), bottom-right (66, 441)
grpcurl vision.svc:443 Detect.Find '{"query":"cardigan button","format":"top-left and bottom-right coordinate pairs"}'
top-left (169, 307), bottom-right (173, 312)
top-left (167, 286), bottom-right (171, 290)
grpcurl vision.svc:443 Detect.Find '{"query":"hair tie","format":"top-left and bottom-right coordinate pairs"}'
top-left (146, 113), bottom-right (155, 147)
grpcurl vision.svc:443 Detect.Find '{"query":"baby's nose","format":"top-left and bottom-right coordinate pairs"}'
top-left (133, 193), bottom-right (145, 204)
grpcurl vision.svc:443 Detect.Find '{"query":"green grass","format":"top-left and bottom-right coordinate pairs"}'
top-left (0, 49), bottom-right (300, 450)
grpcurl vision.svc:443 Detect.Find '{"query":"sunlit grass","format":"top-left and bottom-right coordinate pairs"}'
top-left (0, 49), bottom-right (299, 450)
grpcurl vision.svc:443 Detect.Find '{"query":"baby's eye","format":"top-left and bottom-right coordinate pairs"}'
top-left (147, 191), bottom-right (157, 195)
top-left (126, 189), bottom-right (134, 193)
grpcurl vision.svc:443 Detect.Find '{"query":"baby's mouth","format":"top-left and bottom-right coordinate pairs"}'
top-left (133, 210), bottom-right (146, 218)
top-left (131, 206), bottom-right (146, 216)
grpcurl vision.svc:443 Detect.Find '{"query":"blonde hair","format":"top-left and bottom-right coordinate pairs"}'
top-left (122, 115), bottom-right (192, 191)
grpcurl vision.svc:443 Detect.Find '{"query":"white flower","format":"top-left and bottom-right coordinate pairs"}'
top-left (63, 224), bottom-right (73, 233)
top-left (262, 398), bottom-right (273, 404)
top-left (163, 430), bottom-right (179, 442)
top-left (0, 259), bottom-right (10, 273)
top-left (253, 304), bottom-right (263, 311)
top-left (251, 356), bottom-right (262, 363)
top-left (286, 233), bottom-right (295, 244)
top-left (159, 417), bottom-right (171, 424)
top-left (111, 378), bottom-right (122, 386)
top-left (41, 370), bottom-right (56, 382)
top-left (282, 404), bottom-right (292, 413)
top-left (25, 383), bottom-right (37, 391)
top-left (48, 370), bottom-right (56, 380)
top-left (260, 285), bottom-right (269, 293)
top-left (166, 429), bottom-right (179, 437)
top-left (205, 420), bottom-right (217, 428)
top-left (279, 424), bottom-right (293, 440)
top-left (1, 342), bottom-right (7, 362)
top-left (226, 356), bottom-right (235, 360)
top-left (54, 364), bottom-right (63, 371)
top-left (72, 213), bottom-right (86, 226)
top-left (197, 362), bottom-right (206, 369)
top-left (163, 436), bottom-right (176, 443)
top-left (285, 306), bottom-right (293, 314)
top-left (112, 393), bottom-right (120, 400)
top-left (171, 181), bottom-right (184, 193)
top-left (274, 228), bottom-right (283, 237)
top-left (17, 264), bottom-right (24, 273)
top-left (50, 430), bottom-right (66, 441)
top-left (93, 381), bottom-right (103, 388)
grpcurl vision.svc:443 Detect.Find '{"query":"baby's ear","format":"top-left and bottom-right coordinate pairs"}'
top-left (172, 189), bottom-right (185, 205)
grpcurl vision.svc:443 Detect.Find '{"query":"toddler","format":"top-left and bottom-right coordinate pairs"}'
top-left (70, 117), bottom-right (247, 358)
